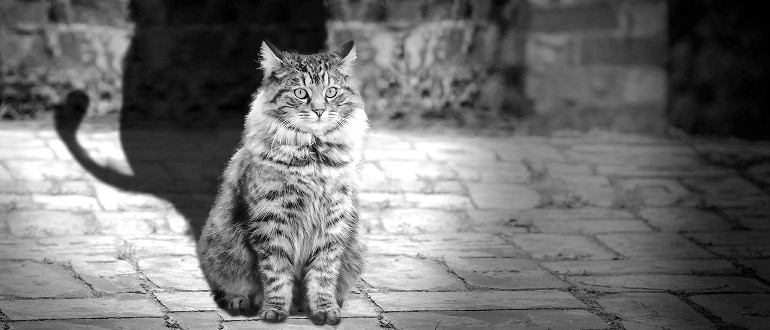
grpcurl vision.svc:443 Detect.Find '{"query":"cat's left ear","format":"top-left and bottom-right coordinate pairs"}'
top-left (334, 40), bottom-right (356, 76)
top-left (260, 41), bottom-right (284, 75)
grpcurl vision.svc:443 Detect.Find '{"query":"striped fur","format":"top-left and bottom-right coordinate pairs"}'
top-left (197, 41), bottom-right (367, 325)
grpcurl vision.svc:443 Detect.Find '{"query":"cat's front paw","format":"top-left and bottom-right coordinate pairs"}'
top-left (311, 307), bottom-right (341, 326)
top-left (260, 308), bottom-right (288, 323)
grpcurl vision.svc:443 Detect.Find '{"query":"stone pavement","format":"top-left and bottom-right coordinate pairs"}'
top-left (1, 123), bottom-right (770, 329)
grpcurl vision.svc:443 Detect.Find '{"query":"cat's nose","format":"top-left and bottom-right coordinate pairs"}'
top-left (312, 109), bottom-right (325, 117)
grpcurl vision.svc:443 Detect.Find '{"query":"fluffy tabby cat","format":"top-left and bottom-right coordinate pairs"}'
top-left (197, 40), bottom-right (368, 325)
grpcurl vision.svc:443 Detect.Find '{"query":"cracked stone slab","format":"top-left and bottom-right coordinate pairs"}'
top-left (467, 183), bottom-right (541, 210)
top-left (7, 318), bottom-right (168, 330)
top-left (6, 210), bottom-right (94, 238)
top-left (542, 259), bottom-right (740, 276)
top-left (532, 218), bottom-right (653, 234)
top-left (597, 293), bottom-right (714, 330)
top-left (638, 207), bottom-right (732, 232)
top-left (568, 275), bottom-right (770, 293)
top-left (137, 255), bottom-right (209, 290)
top-left (444, 257), bottom-right (568, 289)
top-left (385, 310), bottom-right (609, 329)
top-left (0, 294), bottom-right (163, 320)
top-left (369, 291), bottom-right (585, 312)
top-left (169, 312), bottom-right (222, 330)
top-left (511, 234), bottom-right (617, 261)
top-left (380, 208), bottom-right (467, 234)
top-left (222, 317), bottom-right (382, 329)
top-left (0, 260), bottom-right (94, 298)
top-left (363, 256), bottom-right (466, 291)
top-left (596, 233), bottom-right (715, 259)
top-left (690, 294), bottom-right (770, 330)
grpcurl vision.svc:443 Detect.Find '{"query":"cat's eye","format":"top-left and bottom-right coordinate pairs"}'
top-left (324, 87), bottom-right (338, 98)
top-left (293, 88), bottom-right (308, 99)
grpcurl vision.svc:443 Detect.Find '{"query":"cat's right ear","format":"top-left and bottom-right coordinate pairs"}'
top-left (260, 41), bottom-right (284, 75)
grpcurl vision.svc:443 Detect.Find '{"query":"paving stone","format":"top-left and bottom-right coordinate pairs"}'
top-left (127, 236), bottom-right (198, 258)
top-left (155, 291), bottom-right (219, 312)
top-left (420, 144), bottom-right (497, 161)
top-left (0, 260), bottom-right (93, 298)
top-left (723, 207), bottom-right (770, 230)
top-left (597, 293), bottom-right (714, 330)
top-left (639, 207), bottom-right (732, 232)
top-left (533, 219), bottom-right (652, 234)
top-left (690, 294), bottom-right (770, 330)
top-left (430, 180), bottom-right (467, 194)
top-left (596, 233), bottom-right (715, 259)
top-left (379, 160), bottom-right (457, 181)
top-left (0, 164), bottom-right (14, 181)
top-left (496, 144), bottom-right (566, 162)
top-left (737, 259), bottom-right (770, 282)
top-left (222, 317), bottom-right (381, 329)
top-left (686, 232), bottom-right (770, 246)
top-left (359, 192), bottom-right (407, 208)
top-left (365, 148), bottom-right (428, 161)
top-left (559, 175), bottom-right (616, 207)
top-left (94, 211), bottom-right (165, 237)
top-left (370, 290), bottom-right (585, 312)
top-left (363, 256), bottom-right (465, 291)
top-left (565, 144), bottom-right (698, 165)
top-left (3, 160), bottom-right (87, 180)
top-left (8, 318), bottom-right (168, 330)
top-left (157, 291), bottom-right (378, 318)
top-left (514, 207), bottom-right (636, 221)
top-left (569, 275), bottom-right (770, 293)
top-left (596, 163), bottom-right (733, 177)
top-left (0, 194), bottom-right (34, 210)
top-left (404, 193), bottom-right (474, 210)
top-left (380, 208), bottom-right (467, 234)
top-left (0, 294), bottom-right (163, 320)
top-left (467, 183), bottom-right (541, 209)
top-left (0, 147), bottom-right (56, 159)
top-left (70, 259), bottom-right (145, 294)
top-left (366, 233), bottom-right (527, 259)
top-left (0, 180), bottom-right (53, 194)
top-left (617, 178), bottom-right (699, 207)
top-left (137, 255), bottom-right (209, 290)
top-left (542, 259), bottom-right (740, 276)
top-left (448, 161), bottom-right (530, 183)
top-left (170, 312), bottom-right (222, 330)
top-left (6, 210), bottom-right (94, 238)
top-left (511, 234), bottom-right (617, 260)
top-left (683, 177), bottom-right (769, 208)
top-left (386, 309), bottom-right (608, 329)
top-left (31, 194), bottom-right (103, 211)
top-left (444, 257), bottom-right (568, 289)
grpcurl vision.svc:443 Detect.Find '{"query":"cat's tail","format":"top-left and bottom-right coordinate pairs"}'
top-left (54, 90), bottom-right (141, 191)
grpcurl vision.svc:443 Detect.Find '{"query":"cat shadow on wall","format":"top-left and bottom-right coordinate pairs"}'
top-left (53, 0), bottom-right (328, 239)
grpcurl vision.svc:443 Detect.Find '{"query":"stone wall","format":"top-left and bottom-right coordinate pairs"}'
top-left (525, 0), bottom-right (668, 132)
top-left (1, 0), bottom-right (670, 133)
top-left (326, 0), bottom-right (530, 126)
top-left (0, 0), bottom-right (131, 119)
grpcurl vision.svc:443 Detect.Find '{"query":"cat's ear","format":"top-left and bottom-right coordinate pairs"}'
top-left (260, 41), bottom-right (284, 74)
top-left (334, 40), bottom-right (356, 76)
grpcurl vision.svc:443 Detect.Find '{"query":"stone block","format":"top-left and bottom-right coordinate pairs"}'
top-left (467, 183), bottom-right (541, 209)
top-left (386, 310), bottom-right (608, 330)
top-left (542, 259), bottom-right (739, 276)
top-left (6, 210), bottom-right (94, 238)
top-left (380, 208), bottom-right (467, 234)
top-left (8, 318), bottom-right (167, 330)
top-left (690, 294), bottom-right (770, 330)
top-left (512, 233), bottom-right (617, 260)
top-left (596, 233), bottom-right (715, 259)
top-left (579, 35), bottom-right (667, 65)
top-left (638, 207), bottom-right (732, 232)
top-left (137, 255), bottom-right (209, 290)
top-left (370, 290), bottom-right (586, 312)
top-left (598, 293), bottom-right (713, 330)
top-left (570, 275), bottom-right (770, 293)
top-left (0, 260), bottom-right (93, 298)
top-left (0, 294), bottom-right (163, 320)
top-left (445, 257), bottom-right (568, 289)
top-left (532, 219), bottom-right (652, 234)
top-left (363, 256), bottom-right (465, 291)
top-left (531, 2), bottom-right (618, 32)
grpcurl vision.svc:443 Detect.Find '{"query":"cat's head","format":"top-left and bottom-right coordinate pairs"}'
top-left (253, 40), bottom-right (364, 134)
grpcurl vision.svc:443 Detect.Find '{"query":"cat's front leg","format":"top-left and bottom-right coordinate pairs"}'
top-left (253, 238), bottom-right (294, 323)
top-left (305, 243), bottom-right (344, 325)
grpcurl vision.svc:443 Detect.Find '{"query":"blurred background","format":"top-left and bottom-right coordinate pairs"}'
top-left (0, 0), bottom-right (768, 138)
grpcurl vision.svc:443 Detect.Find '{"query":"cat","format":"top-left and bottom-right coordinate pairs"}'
top-left (196, 40), bottom-right (368, 326)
